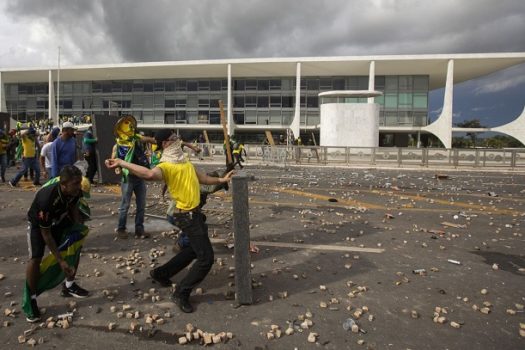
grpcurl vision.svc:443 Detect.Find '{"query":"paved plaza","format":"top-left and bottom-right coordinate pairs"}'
top-left (0, 164), bottom-right (524, 349)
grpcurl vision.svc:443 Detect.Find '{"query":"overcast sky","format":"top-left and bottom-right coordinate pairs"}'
top-left (1, 0), bottom-right (524, 126)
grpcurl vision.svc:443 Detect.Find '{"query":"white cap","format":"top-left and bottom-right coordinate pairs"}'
top-left (62, 121), bottom-right (76, 130)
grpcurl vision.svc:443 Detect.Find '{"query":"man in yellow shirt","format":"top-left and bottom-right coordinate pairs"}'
top-left (105, 129), bottom-right (233, 313)
top-left (9, 128), bottom-right (41, 186)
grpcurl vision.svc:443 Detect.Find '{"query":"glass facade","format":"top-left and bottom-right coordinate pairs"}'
top-left (4, 75), bottom-right (429, 127)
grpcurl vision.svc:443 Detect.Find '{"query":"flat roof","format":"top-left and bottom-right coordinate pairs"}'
top-left (2, 53), bottom-right (525, 90)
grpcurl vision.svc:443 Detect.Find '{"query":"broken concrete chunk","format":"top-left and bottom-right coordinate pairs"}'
top-left (307, 332), bottom-right (318, 343)
top-left (450, 321), bottom-right (461, 329)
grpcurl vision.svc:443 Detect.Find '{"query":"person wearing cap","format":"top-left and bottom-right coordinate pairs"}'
top-left (0, 128), bottom-right (9, 183)
top-left (9, 128), bottom-right (41, 187)
top-left (105, 129), bottom-right (234, 313)
top-left (50, 122), bottom-right (77, 178)
top-left (40, 127), bottom-right (60, 179)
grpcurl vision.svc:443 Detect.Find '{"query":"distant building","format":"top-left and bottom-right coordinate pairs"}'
top-left (1, 53), bottom-right (524, 147)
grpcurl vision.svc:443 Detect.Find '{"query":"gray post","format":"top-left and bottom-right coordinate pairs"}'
top-left (232, 172), bottom-right (253, 305)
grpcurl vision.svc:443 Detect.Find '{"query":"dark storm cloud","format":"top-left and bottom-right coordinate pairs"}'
top-left (6, 0), bottom-right (525, 64)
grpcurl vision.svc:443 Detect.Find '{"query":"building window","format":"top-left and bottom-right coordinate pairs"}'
top-left (234, 96), bottom-right (244, 108)
top-left (306, 96), bottom-right (318, 108)
top-left (257, 96), bottom-right (269, 108)
top-left (245, 80), bottom-right (257, 90)
top-left (257, 80), bottom-right (269, 91)
top-left (187, 81), bottom-right (198, 91)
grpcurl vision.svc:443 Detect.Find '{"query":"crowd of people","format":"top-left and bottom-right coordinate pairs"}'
top-left (6, 115), bottom-right (237, 323)
top-left (0, 121), bottom-right (98, 187)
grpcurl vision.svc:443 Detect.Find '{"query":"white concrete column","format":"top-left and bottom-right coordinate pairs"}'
top-left (48, 70), bottom-right (57, 124)
top-left (0, 72), bottom-right (6, 112)
top-left (367, 60), bottom-right (375, 103)
top-left (290, 62), bottom-right (301, 140)
top-left (422, 59), bottom-right (454, 148)
top-left (227, 64), bottom-right (233, 136)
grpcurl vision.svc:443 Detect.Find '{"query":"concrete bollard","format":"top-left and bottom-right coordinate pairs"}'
top-left (231, 171), bottom-right (253, 305)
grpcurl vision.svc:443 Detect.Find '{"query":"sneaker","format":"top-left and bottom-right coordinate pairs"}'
top-left (116, 228), bottom-right (128, 239)
top-left (149, 270), bottom-right (172, 287)
top-left (26, 298), bottom-right (41, 323)
top-left (134, 228), bottom-right (150, 239)
top-left (171, 292), bottom-right (194, 313)
top-left (61, 282), bottom-right (89, 298)
top-left (8, 180), bottom-right (16, 187)
top-left (33, 182), bottom-right (41, 186)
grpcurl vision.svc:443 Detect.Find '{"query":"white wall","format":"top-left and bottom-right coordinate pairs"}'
top-left (320, 103), bottom-right (379, 147)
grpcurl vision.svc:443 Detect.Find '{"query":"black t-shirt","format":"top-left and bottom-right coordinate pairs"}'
top-left (27, 182), bottom-right (81, 228)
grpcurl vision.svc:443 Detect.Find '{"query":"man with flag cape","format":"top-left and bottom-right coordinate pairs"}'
top-left (22, 165), bottom-right (91, 322)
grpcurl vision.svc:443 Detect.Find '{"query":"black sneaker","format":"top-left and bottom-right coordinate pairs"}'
top-left (26, 298), bottom-right (41, 323)
top-left (135, 228), bottom-right (150, 239)
top-left (149, 270), bottom-right (172, 287)
top-left (61, 282), bottom-right (89, 298)
top-left (8, 180), bottom-right (16, 188)
top-left (171, 292), bottom-right (194, 313)
top-left (116, 228), bottom-right (128, 239)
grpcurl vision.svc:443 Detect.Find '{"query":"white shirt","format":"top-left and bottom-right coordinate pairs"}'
top-left (40, 142), bottom-right (53, 169)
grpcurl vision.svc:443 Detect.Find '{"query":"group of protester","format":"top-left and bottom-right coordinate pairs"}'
top-left (1, 122), bottom-right (99, 187)
top-left (21, 115), bottom-right (235, 323)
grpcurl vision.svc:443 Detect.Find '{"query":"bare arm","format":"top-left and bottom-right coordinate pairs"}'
top-left (183, 141), bottom-right (201, 153)
top-left (196, 170), bottom-right (234, 185)
top-left (139, 135), bottom-right (157, 144)
top-left (40, 227), bottom-right (75, 277)
top-left (105, 158), bottom-right (163, 181)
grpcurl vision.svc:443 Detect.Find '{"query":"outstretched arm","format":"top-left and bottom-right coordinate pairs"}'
top-left (196, 169), bottom-right (234, 185)
top-left (105, 158), bottom-right (163, 181)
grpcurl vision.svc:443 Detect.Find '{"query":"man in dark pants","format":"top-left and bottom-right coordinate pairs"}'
top-left (25, 165), bottom-right (89, 322)
top-left (83, 127), bottom-right (98, 184)
top-left (105, 129), bottom-right (233, 313)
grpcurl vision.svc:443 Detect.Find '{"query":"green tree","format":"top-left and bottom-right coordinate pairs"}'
top-left (455, 119), bottom-right (486, 147)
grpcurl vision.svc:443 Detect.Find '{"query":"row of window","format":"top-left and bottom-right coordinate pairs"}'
top-left (5, 75), bottom-right (429, 96)
top-left (8, 92), bottom-right (427, 111)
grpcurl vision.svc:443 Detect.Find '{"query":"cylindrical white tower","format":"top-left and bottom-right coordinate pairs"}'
top-left (319, 90), bottom-right (382, 147)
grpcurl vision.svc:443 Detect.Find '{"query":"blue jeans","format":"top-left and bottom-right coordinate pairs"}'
top-left (11, 157), bottom-right (40, 185)
top-left (117, 175), bottom-right (146, 231)
top-left (0, 153), bottom-right (7, 180)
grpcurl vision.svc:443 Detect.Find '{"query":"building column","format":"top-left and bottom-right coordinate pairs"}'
top-left (422, 59), bottom-right (454, 149)
top-left (48, 70), bottom-right (57, 124)
top-left (367, 60), bottom-right (375, 103)
top-left (0, 72), bottom-right (6, 113)
top-left (227, 64), bottom-right (234, 136)
top-left (290, 62), bottom-right (301, 140)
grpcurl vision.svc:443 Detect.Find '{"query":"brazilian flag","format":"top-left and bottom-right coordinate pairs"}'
top-left (22, 223), bottom-right (89, 319)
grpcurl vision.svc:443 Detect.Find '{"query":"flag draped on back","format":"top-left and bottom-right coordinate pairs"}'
top-left (22, 223), bottom-right (89, 319)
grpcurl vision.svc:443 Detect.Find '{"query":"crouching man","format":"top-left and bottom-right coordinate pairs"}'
top-left (23, 165), bottom-right (90, 322)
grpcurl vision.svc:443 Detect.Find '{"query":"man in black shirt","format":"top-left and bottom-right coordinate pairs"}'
top-left (25, 165), bottom-right (89, 322)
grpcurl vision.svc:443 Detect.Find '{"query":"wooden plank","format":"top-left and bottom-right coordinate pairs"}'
top-left (202, 130), bottom-right (210, 144)
top-left (265, 130), bottom-right (275, 146)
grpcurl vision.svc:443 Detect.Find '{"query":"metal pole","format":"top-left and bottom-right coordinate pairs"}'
top-left (57, 46), bottom-right (60, 125)
top-left (232, 172), bottom-right (253, 305)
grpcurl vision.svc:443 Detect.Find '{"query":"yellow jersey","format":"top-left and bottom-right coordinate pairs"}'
top-left (157, 161), bottom-right (200, 211)
top-left (21, 135), bottom-right (37, 158)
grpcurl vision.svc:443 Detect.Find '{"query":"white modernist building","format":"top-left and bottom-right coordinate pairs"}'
top-left (1, 53), bottom-right (525, 147)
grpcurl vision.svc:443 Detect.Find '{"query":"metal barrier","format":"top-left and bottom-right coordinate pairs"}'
top-left (186, 144), bottom-right (525, 169)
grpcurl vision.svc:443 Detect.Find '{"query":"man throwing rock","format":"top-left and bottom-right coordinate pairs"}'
top-left (105, 129), bottom-right (233, 313)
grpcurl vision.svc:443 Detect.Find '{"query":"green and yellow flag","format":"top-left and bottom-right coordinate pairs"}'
top-left (22, 223), bottom-right (89, 319)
